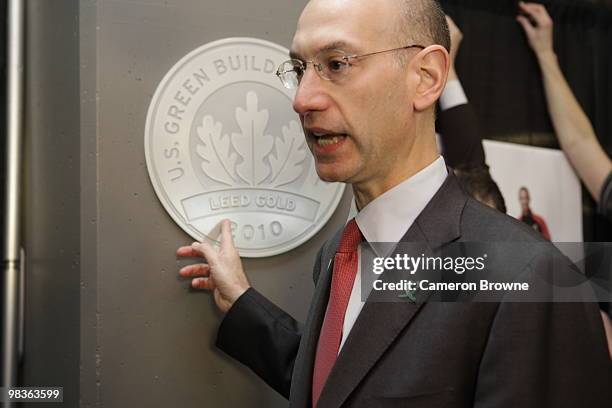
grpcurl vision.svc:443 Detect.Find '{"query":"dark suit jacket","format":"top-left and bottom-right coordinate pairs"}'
top-left (217, 173), bottom-right (611, 408)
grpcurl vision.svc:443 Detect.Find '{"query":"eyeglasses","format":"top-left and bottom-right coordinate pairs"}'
top-left (276, 44), bottom-right (425, 89)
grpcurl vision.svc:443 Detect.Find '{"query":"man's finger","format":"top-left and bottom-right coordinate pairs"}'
top-left (192, 240), bottom-right (218, 264)
top-left (176, 244), bottom-right (203, 257)
top-left (220, 219), bottom-right (235, 249)
top-left (179, 263), bottom-right (210, 278)
top-left (192, 277), bottom-right (215, 290)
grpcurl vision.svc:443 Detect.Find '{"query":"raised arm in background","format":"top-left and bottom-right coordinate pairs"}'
top-left (517, 2), bottom-right (612, 357)
top-left (438, 16), bottom-right (507, 213)
top-left (517, 1), bottom-right (612, 202)
top-left (437, 15), bottom-right (487, 170)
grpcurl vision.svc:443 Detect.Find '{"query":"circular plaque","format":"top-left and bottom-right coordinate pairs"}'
top-left (145, 37), bottom-right (345, 257)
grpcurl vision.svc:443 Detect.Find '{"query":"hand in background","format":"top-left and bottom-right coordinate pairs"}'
top-left (516, 2), bottom-right (554, 59)
top-left (445, 15), bottom-right (463, 80)
top-left (515, 1), bottom-right (612, 202)
top-left (177, 219), bottom-right (251, 313)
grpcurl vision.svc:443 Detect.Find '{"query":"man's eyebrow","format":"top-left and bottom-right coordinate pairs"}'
top-left (289, 41), bottom-right (357, 60)
top-left (319, 41), bottom-right (354, 53)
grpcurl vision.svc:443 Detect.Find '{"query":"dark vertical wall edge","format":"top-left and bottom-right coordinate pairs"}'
top-left (21, 0), bottom-right (80, 406)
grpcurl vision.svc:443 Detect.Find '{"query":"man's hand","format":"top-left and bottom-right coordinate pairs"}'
top-left (177, 219), bottom-right (251, 313)
top-left (516, 2), bottom-right (554, 59)
top-left (445, 15), bottom-right (463, 81)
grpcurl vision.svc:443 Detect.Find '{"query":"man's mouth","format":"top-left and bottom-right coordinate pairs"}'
top-left (313, 133), bottom-right (347, 146)
top-left (307, 128), bottom-right (348, 148)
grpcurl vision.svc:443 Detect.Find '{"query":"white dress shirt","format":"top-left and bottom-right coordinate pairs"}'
top-left (338, 156), bottom-right (448, 351)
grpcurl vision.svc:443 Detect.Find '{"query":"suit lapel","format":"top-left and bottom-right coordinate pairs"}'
top-left (316, 172), bottom-right (468, 407)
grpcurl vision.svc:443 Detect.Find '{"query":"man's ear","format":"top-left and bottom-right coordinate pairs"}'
top-left (412, 45), bottom-right (450, 112)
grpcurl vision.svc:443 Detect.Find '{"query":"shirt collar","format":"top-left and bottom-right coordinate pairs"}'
top-left (348, 156), bottom-right (448, 247)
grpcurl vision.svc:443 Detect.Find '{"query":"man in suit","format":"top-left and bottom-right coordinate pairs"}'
top-left (177, 0), bottom-right (611, 406)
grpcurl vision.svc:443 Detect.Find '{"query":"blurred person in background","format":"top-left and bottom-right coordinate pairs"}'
top-left (438, 15), bottom-right (507, 213)
top-left (518, 186), bottom-right (551, 240)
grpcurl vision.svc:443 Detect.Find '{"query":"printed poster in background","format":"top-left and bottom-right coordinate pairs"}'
top-left (483, 140), bottom-right (583, 242)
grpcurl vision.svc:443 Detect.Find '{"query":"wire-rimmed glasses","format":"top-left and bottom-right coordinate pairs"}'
top-left (276, 44), bottom-right (425, 89)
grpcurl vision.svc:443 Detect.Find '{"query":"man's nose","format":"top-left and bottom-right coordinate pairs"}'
top-left (292, 67), bottom-right (330, 116)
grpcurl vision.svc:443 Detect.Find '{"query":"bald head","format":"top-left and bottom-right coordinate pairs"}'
top-left (298, 0), bottom-right (450, 55)
top-left (298, 0), bottom-right (450, 53)
top-left (397, 0), bottom-right (450, 52)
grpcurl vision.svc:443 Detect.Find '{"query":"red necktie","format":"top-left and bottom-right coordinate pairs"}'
top-left (312, 219), bottom-right (362, 407)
